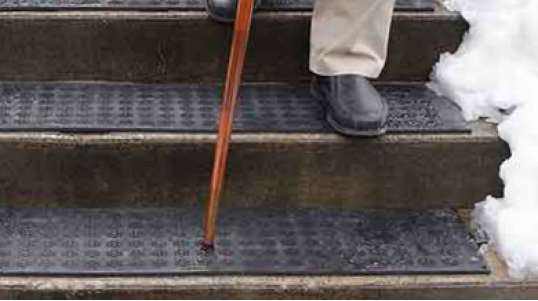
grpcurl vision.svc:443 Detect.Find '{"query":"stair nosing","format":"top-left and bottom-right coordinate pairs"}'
top-left (0, 10), bottom-right (461, 20)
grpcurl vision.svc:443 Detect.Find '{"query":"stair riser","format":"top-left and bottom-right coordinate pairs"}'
top-left (0, 12), bottom-right (466, 83)
top-left (0, 133), bottom-right (502, 209)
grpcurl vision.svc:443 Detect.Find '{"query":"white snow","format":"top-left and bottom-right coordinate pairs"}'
top-left (429, 0), bottom-right (538, 279)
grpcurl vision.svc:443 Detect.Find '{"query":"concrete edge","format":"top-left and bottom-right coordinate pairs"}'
top-left (0, 9), bottom-right (461, 21)
top-left (0, 122), bottom-right (498, 147)
top-left (0, 246), bottom-right (534, 299)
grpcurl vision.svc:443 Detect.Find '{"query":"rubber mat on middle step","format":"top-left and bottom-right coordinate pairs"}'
top-left (0, 0), bottom-right (435, 11)
top-left (0, 208), bottom-right (488, 275)
top-left (0, 82), bottom-right (469, 134)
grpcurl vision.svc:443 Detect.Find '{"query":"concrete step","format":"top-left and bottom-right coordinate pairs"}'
top-left (0, 121), bottom-right (503, 209)
top-left (0, 9), bottom-right (466, 83)
top-left (0, 81), bottom-right (500, 209)
top-left (0, 243), bottom-right (534, 299)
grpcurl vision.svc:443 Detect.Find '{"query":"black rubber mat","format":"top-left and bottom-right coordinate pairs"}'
top-left (0, 208), bottom-right (487, 275)
top-left (0, 82), bottom-right (469, 134)
top-left (0, 0), bottom-right (434, 11)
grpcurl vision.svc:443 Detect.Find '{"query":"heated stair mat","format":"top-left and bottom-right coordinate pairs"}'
top-left (0, 208), bottom-right (487, 275)
top-left (0, 0), bottom-right (435, 12)
top-left (0, 82), bottom-right (469, 134)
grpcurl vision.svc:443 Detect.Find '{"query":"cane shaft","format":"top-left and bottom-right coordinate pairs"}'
top-left (203, 0), bottom-right (255, 248)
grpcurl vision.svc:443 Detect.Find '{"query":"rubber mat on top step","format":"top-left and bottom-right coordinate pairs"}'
top-left (0, 82), bottom-right (469, 134)
top-left (0, 0), bottom-right (435, 11)
top-left (0, 208), bottom-right (488, 275)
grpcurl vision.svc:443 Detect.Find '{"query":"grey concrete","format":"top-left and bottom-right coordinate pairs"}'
top-left (0, 122), bottom-right (503, 209)
top-left (0, 11), bottom-right (467, 83)
top-left (0, 246), bottom-right (535, 299)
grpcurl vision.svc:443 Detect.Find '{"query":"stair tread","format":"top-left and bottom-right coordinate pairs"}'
top-left (0, 82), bottom-right (469, 134)
top-left (0, 0), bottom-right (434, 12)
top-left (0, 208), bottom-right (487, 276)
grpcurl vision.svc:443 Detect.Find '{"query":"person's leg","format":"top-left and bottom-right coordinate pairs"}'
top-left (311, 0), bottom-right (396, 136)
top-left (311, 0), bottom-right (395, 78)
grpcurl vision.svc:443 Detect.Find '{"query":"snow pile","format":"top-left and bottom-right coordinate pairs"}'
top-left (429, 0), bottom-right (538, 278)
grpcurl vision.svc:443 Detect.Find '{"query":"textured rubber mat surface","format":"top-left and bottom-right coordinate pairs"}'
top-left (0, 82), bottom-right (468, 134)
top-left (0, 208), bottom-right (487, 275)
top-left (0, 0), bottom-right (434, 11)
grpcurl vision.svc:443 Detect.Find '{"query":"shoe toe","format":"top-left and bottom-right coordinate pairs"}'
top-left (205, 0), bottom-right (262, 23)
top-left (206, 0), bottom-right (238, 22)
top-left (315, 75), bottom-right (389, 137)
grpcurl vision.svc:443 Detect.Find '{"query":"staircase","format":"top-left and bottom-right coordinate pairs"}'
top-left (0, 0), bottom-right (535, 299)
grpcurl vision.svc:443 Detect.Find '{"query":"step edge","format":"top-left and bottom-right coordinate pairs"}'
top-left (0, 122), bottom-right (497, 146)
top-left (0, 10), bottom-right (462, 21)
top-left (0, 247), bottom-right (531, 294)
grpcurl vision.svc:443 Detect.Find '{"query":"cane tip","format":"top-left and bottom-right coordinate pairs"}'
top-left (200, 240), bottom-right (215, 252)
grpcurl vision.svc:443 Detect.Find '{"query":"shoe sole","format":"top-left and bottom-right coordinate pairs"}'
top-left (326, 112), bottom-right (387, 138)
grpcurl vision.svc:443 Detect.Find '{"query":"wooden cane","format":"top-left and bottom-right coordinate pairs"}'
top-left (202, 0), bottom-right (256, 250)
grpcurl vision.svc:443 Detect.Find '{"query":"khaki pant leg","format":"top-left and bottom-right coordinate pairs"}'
top-left (310, 0), bottom-right (396, 78)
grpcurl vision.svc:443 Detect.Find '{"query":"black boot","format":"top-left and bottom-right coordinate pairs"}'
top-left (205, 0), bottom-right (262, 23)
top-left (313, 75), bottom-right (388, 137)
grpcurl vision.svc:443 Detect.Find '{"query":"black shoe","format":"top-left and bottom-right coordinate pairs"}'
top-left (313, 75), bottom-right (388, 137)
top-left (205, 0), bottom-right (262, 23)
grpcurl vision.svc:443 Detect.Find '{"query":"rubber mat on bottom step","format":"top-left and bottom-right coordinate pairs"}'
top-left (0, 208), bottom-right (487, 275)
top-left (0, 0), bottom-right (435, 12)
top-left (0, 82), bottom-right (469, 134)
